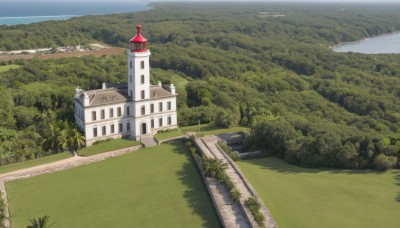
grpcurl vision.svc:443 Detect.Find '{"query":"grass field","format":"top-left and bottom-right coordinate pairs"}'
top-left (238, 157), bottom-right (400, 228)
top-left (155, 129), bottom-right (185, 141)
top-left (0, 153), bottom-right (72, 175)
top-left (77, 138), bottom-right (142, 156)
top-left (181, 123), bottom-right (250, 136)
top-left (0, 64), bottom-right (20, 72)
top-left (6, 141), bottom-right (220, 228)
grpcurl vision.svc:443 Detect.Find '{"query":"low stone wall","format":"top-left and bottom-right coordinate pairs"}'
top-left (0, 145), bottom-right (142, 228)
top-left (155, 135), bottom-right (187, 145)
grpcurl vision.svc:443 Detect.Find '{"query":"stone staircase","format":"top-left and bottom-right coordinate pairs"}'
top-left (140, 136), bottom-right (158, 148)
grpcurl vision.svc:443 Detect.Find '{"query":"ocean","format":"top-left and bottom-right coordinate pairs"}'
top-left (333, 32), bottom-right (400, 54)
top-left (0, 1), bottom-right (149, 25)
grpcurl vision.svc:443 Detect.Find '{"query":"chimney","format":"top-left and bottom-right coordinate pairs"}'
top-left (83, 92), bottom-right (89, 106)
top-left (158, 81), bottom-right (162, 87)
top-left (75, 87), bottom-right (81, 98)
top-left (102, 83), bottom-right (106, 90)
top-left (169, 84), bottom-right (176, 95)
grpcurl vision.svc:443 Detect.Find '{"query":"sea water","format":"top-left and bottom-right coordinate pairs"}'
top-left (333, 32), bottom-right (400, 54)
top-left (0, 1), bottom-right (149, 25)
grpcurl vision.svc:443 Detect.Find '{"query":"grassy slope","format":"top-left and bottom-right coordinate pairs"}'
top-left (77, 138), bottom-right (142, 156)
top-left (181, 123), bottom-right (250, 136)
top-left (0, 64), bottom-right (20, 72)
top-left (0, 153), bottom-right (71, 174)
top-left (238, 157), bottom-right (400, 228)
top-left (6, 141), bottom-right (220, 228)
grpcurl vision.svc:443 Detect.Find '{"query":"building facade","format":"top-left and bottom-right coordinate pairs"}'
top-left (74, 24), bottom-right (177, 146)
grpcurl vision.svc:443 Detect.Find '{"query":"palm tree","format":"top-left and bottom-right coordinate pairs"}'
top-left (28, 215), bottom-right (54, 228)
top-left (68, 128), bottom-right (85, 156)
top-left (202, 157), bottom-right (227, 178)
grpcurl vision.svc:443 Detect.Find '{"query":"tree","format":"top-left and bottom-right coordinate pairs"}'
top-left (373, 154), bottom-right (397, 170)
top-left (202, 157), bottom-right (227, 179)
top-left (28, 215), bottom-right (53, 228)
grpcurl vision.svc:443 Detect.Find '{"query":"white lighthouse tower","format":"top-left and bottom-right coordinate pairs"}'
top-left (128, 24), bottom-right (151, 101)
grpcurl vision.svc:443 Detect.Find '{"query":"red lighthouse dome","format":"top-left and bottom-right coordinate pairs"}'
top-left (130, 24), bottom-right (148, 52)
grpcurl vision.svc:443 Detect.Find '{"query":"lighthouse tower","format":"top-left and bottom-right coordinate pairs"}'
top-left (128, 24), bottom-right (151, 101)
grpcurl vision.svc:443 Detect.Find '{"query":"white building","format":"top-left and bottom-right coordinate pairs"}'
top-left (74, 24), bottom-right (178, 146)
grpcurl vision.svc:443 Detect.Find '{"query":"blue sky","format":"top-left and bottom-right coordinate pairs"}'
top-left (7, 0), bottom-right (400, 2)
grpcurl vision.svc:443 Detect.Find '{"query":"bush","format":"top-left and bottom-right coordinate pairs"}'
top-left (245, 196), bottom-right (265, 227)
top-left (373, 154), bottom-right (398, 170)
top-left (230, 187), bottom-right (241, 202)
top-left (218, 141), bottom-right (240, 161)
top-left (0, 193), bottom-right (5, 228)
top-left (92, 138), bottom-right (113, 145)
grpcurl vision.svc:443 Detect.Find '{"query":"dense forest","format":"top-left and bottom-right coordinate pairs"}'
top-left (1, 2), bottom-right (400, 170)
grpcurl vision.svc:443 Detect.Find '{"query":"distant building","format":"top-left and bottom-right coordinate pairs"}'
top-left (74, 24), bottom-right (177, 146)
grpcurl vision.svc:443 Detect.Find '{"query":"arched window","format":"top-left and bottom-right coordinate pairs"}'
top-left (141, 61), bottom-right (145, 69)
top-left (130, 75), bottom-right (132, 83)
top-left (141, 90), bottom-right (145, 99)
top-left (141, 75), bottom-right (145, 84)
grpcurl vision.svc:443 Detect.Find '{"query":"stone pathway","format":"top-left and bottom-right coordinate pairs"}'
top-left (141, 136), bottom-right (158, 147)
top-left (193, 136), bottom-right (252, 228)
top-left (199, 135), bottom-right (278, 228)
top-left (0, 145), bottom-right (142, 228)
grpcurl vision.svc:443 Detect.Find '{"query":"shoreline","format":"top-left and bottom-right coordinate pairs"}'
top-left (330, 31), bottom-right (400, 52)
top-left (0, 2), bottom-right (153, 26)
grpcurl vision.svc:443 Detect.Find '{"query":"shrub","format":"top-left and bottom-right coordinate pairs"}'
top-left (373, 154), bottom-right (398, 170)
top-left (218, 141), bottom-right (240, 161)
top-left (230, 187), bottom-right (241, 202)
top-left (0, 194), bottom-right (5, 228)
top-left (245, 196), bottom-right (265, 227)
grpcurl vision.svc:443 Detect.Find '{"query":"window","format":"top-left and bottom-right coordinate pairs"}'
top-left (111, 124), bottom-right (115, 134)
top-left (167, 101), bottom-right (172, 110)
top-left (159, 102), bottom-right (163, 112)
top-left (141, 105), bottom-right (145, 115)
top-left (101, 109), bottom-right (105, 119)
top-left (92, 111), bottom-right (96, 121)
top-left (109, 108), bottom-right (114, 118)
top-left (130, 90), bottom-right (132, 97)
top-left (141, 90), bottom-right (145, 99)
top-left (168, 116), bottom-right (172, 125)
top-left (119, 123), bottom-right (123, 132)
top-left (151, 119), bottom-right (154, 128)
top-left (127, 123), bottom-right (131, 132)
top-left (102, 126), bottom-right (106, 136)
top-left (130, 75), bottom-right (132, 83)
top-left (130, 61), bottom-right (132, 69)
top-left (127, 106), bottom-right (130, 116)
top-left (150, 103), bottom-right (154, 113)
top-left (93, 127), bottom-right (97, 137)
top-left (159, 118), bottom-right (163, 127)
top-left (141, 75), bottom-right (145, 84)
top-left (141, 61), bottom-right (144, 69)
top-left (117, 107), bottom-right (122, 117)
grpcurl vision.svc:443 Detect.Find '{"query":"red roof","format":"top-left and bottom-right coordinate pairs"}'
top-left (130, 24), bottom-right (148, 43)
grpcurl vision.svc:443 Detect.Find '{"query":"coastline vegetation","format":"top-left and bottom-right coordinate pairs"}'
top-left (0, 3), bottom-right (399, 169)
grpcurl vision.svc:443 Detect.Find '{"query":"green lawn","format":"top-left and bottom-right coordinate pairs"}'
top-left (78, 138), bottom-right (142, 156)
top-left (0, 153), bottom-right (72, 175)
top-left (238, 157), bottom-right (400, 228)
top-left (6, 141), bottom-right (220, 228)
top-left (181, 123), bottom-right (250, 136)
top-left (0, 64), bottom-right (20, 72)
top-left (155, 129), bottom-right (185, 141)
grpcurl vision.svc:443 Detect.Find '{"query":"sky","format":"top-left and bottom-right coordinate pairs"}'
top-left (6, 0), bottom-right (400, 2)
